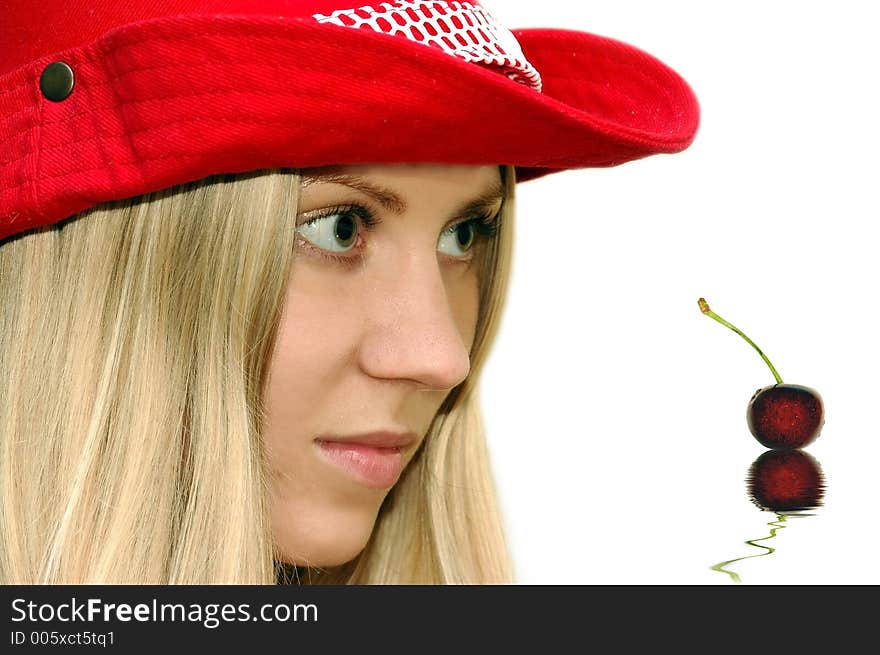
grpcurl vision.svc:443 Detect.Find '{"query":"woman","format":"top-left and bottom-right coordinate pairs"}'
top-left (0, 1), bottom-right (699, 584)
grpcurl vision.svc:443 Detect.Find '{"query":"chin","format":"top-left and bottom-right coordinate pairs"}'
top-left (272, 497), bottom-right (381, 568)
top-left (281, 536), bottom-right (369, 569)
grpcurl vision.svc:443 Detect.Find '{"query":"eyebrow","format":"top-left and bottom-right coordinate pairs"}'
top-left (301, 173), bottom-right (505, 218)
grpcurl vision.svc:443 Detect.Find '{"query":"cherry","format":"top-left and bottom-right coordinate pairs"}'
top-left (747, 449), bottom-right (825, 512)
top-left (699, 298), bottom-right (824, 449)
top-left (747, 384), bottom-right (823, 449)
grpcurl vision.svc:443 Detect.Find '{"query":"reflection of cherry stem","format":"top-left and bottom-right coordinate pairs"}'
top-left (710, 514), bottom-right (787, 583)
top-left (698, 298), bottom-right (783, 384)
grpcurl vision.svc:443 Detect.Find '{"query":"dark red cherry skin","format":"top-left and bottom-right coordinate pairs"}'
top-left (748, 449), bottom-right (825, 512)
top-left (747, 384), bottom-right (824, 449)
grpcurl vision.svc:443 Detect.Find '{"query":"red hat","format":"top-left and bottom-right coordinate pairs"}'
top-left (0, 0), bottom-right (699, 243)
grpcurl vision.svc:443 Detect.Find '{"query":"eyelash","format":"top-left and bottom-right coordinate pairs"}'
top-left (295, 202), bottom-right (501, 267)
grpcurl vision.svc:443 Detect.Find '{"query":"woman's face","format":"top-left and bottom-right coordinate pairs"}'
top-left (263, 163), bottom-right (504, 567)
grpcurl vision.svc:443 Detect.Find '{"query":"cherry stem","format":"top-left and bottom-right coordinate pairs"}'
top-left (698, 298), bottom-right (783, 384)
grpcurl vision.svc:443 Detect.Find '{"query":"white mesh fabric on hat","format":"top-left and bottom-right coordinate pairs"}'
top-left (312, 0), bottom-right (543, 92)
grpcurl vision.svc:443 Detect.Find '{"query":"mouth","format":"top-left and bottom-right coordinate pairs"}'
top-left (313, 431), bottom-right (417, 489)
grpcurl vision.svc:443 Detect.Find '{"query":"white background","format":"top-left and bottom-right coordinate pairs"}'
top-left (480, 1), bottom-right (880, 583)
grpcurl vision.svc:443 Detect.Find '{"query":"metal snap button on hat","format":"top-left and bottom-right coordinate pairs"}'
top-left (39, 61), bottom-right (75, 102)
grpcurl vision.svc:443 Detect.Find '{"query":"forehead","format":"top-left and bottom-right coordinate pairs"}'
top-left (298, 164), bottom-right (505, 217)
top-left (300, 163), bottom-right (502, 189)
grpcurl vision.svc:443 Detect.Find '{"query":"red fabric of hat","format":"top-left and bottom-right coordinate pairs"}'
top-left (0, 0), bottom-right (700, 243)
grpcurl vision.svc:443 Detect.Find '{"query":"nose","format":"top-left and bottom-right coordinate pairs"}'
top-left (356, 252), bottom-right (472, 391)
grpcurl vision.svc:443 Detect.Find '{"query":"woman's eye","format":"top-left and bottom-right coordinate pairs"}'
top-left (295, 205), bottom-right (494, 262)
top-left (437, 221), bottom-right (476, 258)
top-left (296, 209), bottom-right (360, 253)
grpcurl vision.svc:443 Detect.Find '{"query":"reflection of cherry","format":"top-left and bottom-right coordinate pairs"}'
top-left (747, 449), bottom-right (825, 512)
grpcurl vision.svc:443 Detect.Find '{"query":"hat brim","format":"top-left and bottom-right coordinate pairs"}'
top-left (0, 14), bottom-right (699, 240)
top-left (511, 27), bottom-right (700, 180)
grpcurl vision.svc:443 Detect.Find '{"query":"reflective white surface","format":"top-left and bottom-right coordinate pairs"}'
top-left (482, 1), bottom-right (880, 584)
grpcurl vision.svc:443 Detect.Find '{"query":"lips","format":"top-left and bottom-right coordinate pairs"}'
top-left (313, 430), bottom-right (418, 489)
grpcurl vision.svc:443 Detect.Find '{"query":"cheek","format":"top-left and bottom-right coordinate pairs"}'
top-left (262, 267), bottom-right (357, 467)
top-left (267, 267), bottom-right (357, 394)
top-left (446, 267), bottom-right (481, 352)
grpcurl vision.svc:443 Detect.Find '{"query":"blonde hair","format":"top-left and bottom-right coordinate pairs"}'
top-left (0, 165), bottom-right (516, 584)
